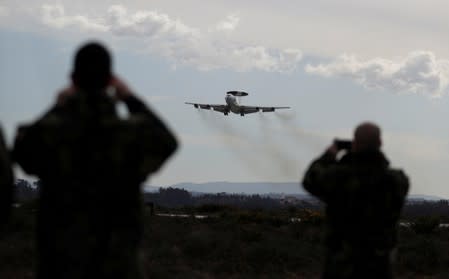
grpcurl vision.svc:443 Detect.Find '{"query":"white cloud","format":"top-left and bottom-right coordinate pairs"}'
top-left (215, 14), bottom-right (239, 31)
top-left (5, 1), bottom-right (449, 59)
top-left (41, 4), bottom-right (106, 31)
top-left (39, 4), bottom-right (302, 73)
top-left (105, 5), bottom-right (198, 38)
top-left (306, 51), bottom-right (449, 97)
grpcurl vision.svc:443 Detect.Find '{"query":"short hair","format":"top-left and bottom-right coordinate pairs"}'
top-left (353, 122), bottom-right (382, 152)
top-left (72, 42), bottom-right (112, 91)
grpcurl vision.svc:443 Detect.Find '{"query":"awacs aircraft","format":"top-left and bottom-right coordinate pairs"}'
top-left (185, 91), bottom-right (290, 116)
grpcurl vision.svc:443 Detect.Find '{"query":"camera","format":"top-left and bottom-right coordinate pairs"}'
top-left (334, 139), bottom-right (352, 150)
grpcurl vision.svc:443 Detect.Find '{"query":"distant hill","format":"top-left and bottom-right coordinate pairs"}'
top-left (12, 179), bottom-right (448, 201)
top-left (145, 181), bottom-right (448, 201)
top-left (147, 182), bottom-right (306, 195)
top-left (407, 195), bottom-right (445, 201)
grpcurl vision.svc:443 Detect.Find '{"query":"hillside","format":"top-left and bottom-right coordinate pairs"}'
top-left (145, 181), bottom-right (447, 201)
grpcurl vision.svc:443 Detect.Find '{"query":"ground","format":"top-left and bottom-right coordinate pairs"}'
top-left (1, 203), bottom-right (448, 278)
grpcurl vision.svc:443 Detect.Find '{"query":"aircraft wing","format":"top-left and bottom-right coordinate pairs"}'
top-left (185, 102), bottom-right (228, 113)
top-left (240, 105), bottom-right (290, 114)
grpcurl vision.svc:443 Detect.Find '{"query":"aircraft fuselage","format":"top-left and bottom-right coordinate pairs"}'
top-left (225, 94), bottom-right (241, 114)
top-left (185, 91), bottom-right (289, 116)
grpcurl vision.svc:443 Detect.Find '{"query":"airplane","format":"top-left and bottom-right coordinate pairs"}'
top-left (185, 91), bottom-right (290, 116)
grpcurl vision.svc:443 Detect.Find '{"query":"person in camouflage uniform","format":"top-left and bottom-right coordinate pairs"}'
top-left (13, 42), bottom-right (178, 279)
top-left (0, 126), bottom-right (14, 232)
top-left (302, 122), bottom-right (409, 279)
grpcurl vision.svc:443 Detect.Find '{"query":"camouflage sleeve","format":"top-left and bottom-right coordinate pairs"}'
top-left (125, 95), bottom-right (178, 178)
top-left (397, 170), bottom-right (409, 198)
top-left (13, 124), bottom-right (45, 176)
top-left (302, 151), bottom-right (339, 202)
top-left (0, 127), bottom-right (14, 227)
top-left (12, 103), bottom-right (62, 176)
top-left (123, 95), bottom-right (152, 116)
top-left (140, 119), bottom-right (178, 176)
top-left (391, 169), bottom-right (410, 207)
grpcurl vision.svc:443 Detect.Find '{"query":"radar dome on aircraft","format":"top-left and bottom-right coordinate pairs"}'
top-left (227, 91), bottom-right (249, 97)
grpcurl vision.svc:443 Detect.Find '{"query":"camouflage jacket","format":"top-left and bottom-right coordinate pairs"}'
top-left (0, 126), bottom-right (14, 227)
top-left (302, 150), bottom-right (409, 251)
top-left (13, 91), bottom-right (178, 211)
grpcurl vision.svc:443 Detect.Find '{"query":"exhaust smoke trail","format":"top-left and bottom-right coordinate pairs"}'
top-left (274, 111), bottom-right (326, 153)
top-left (196, 110), bottom-right (276, 180)
top-left (197, 110), bottom-right (317, 181)
top-left (195, 109), bottom-right (330, 182)
top-left (257, 112), bottom-right (300, 178)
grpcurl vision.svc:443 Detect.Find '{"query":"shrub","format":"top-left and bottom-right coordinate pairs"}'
top-left (299, 209), bottom-right (325, 225)
top-left (410, 216), bottom-right (440, 234)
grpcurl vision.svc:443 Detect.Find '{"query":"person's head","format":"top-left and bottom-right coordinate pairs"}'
top-left (352, 122), bottom-right (382, 152)
top-left (71, 42), bottom-right (112, 91)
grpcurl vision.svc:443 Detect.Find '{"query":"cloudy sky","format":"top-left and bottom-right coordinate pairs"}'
top-left (2, 0), bottom-right (449, 198)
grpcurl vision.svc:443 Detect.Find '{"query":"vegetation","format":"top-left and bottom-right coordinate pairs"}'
top-left (145, 187), bottom-right (284, 209)
top-left (1, 198), bottom-right (449, 279)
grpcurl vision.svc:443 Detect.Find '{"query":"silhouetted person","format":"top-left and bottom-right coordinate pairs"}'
top-left (302, 122), bottom-right (409, 279)
top-left (0, 126), bottom-right (14, 232)
top-left (13, 42), bottom-right (178, 279)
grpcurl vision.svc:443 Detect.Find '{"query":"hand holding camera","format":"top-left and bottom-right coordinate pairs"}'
top-left (326, 139), bottom-right (352, 158)
top-left (334, 139), bottom-right (352, 151)
top-left (109, 76), bottom-right (133, 101)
